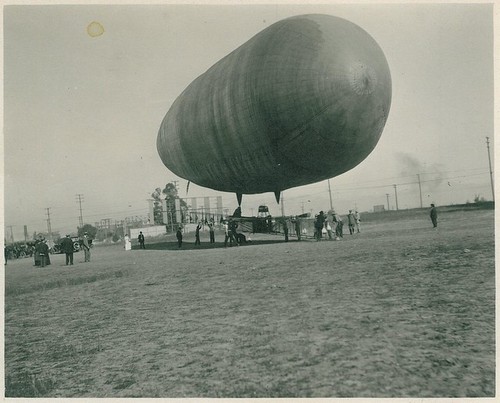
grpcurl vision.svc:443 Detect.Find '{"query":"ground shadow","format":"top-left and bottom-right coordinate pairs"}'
top-left (133, 238), bottom-right (300, 251)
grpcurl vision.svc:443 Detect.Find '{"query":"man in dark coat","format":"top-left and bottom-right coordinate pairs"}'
top-left (60, 234), bottom-right (74, 265)
top-left (283, 220), bottom-right (289, 242)
top-left (34, 239), bottom-right (42, 266)
top-left (176, 227), bottom-right (183, 248)
top-left (195, 223), bottom-right (202, 245)
top-left (314, 211), bottom-right (326, 241)
top-left (208, 223), bottom-right (215, 243)
top-left (38, 240), bottom-right (50, 267)
top-left (138, 231), bottom-right (145, 249)
top-left (229, 219), bottom-right (239, 246)
top-left (294, 219), bottom-right (301, 241)
top-left (430, 204), bottom-right (438, 228)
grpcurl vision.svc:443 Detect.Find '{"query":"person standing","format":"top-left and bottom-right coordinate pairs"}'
top-left (266, 216), bottom-right (273, 233)
top-left (138, 231), bottom-right (145, 249)
top-left (334, 214), bottom-right (344, 239)
top-left (294, 219), bottom-right (301, 241)
top-left (81, 232), bottom-right (91, 262)
top-left (124, 234), bottom-right (132, 251)
top-left (176, 227), bottom-right (183, 248)
top-left (223, 221), bottom-right (230, 247)
top-left (195, 223), bottom-right (202, 245)
top-left (430, 204), bottom-right (438, 228)
top-left (33, 239), bottom-right (42, 266)
top-left (229, 219), bottom-right (239, 246)
top-left (347, 210), bottom-right (355, 235)
top-left (60, 234), bottom-right (74, 265)
top-left (354, 211), bottom-right (361, 233)
top-left (39, 240), bottom-right (50, 267)
top-left (208, 222), bottom-right (215, 243)
top-left (314, 211), bottom-right (326, 241)
top-left (283, 220), bottom-right (289, 242)
top-left (325, 220), bottom-right (333, 240)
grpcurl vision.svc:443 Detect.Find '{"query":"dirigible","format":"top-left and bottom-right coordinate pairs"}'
top-left (157, 14), bottom-right (392, 205)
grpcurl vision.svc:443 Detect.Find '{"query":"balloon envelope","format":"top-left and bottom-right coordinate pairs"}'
top-left (157, 14), bottom-right (392, 196)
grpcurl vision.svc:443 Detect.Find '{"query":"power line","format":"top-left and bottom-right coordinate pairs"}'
top-left (277, 171), bottom-right (490, 203)
top-left (324, 167), bottom-right (489, 188)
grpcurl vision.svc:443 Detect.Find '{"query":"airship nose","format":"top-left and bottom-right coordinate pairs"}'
top-left (349, 63), bottom-right (378, 95)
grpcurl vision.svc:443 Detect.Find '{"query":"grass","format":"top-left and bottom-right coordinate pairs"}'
top-left (4, 208), bottom-right (495, 397)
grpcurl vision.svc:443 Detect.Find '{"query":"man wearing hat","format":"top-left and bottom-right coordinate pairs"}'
top-left (60, 234), bottom-right (74, 265)
top-left (81, 232), bottom-right (91, 262)
top-left (138, 231), bottom-right (145, 249)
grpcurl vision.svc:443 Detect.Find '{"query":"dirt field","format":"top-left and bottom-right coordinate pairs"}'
top-left (4, 208), bottom-right (495, 397)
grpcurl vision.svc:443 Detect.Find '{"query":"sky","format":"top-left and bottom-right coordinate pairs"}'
top-left (2, 1), bottom-right (495, 241)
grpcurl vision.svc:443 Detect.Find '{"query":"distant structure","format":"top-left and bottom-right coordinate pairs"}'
top-left (158, 14), bottom-right (392, 205)
top-left (373, 205), bottom-right (386, 213)
top-left (147, 195), bottom-right (224, 227)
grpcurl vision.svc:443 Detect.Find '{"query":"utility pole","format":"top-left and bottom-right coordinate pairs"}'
top-left (393, 184), bottom-right (399, 210)
top-left (280, 191), bottom-right (285, 217)
top-left (486, 137), bottom-right (495, 201)
top-left (76, 194), bottom-right (84, 227)
top-left (385, 193), bottom-right (390, 211)
top-left (417, 174), bottom-right (423, 208)
top-left (45, 208), bottom-right (52, 240)
top-left (327, 179), bottom-right (333, 211)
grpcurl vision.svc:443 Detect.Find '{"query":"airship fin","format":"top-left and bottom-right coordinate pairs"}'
top-left (236, 193), bottom-right (243, 206)
top-left (274, 191), bottom-right (281, 204)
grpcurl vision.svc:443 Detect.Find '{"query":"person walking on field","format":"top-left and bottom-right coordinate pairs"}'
top-left (354, 211), bottom-right (361, 233)
top-left (33, 239), bottom-right (42, 266)
top-left (81, 232), bottom-right (91, 262)
top-left (223, 221), bottom-right (230, 247)
top-left (138, 231), bottom-right (146, 249)
top-left (176, 227), bottom-right (183, 248)
top-left (283, 220), bottom-right (289, 242)
top-left (294, 219), bottom-right (301, 241)
top-left (195, 223), bottom-right (202, 245)
top-left (430, 204), bottom-right (438, 228)
top-left (314, 211), bottom-right (326, 241)
top-left (60, 234), bottom-right (74, 265)
top-left (325, 219), bottom-right (333, 240)
top-left (334, 213), bottom-right (344, 239)
top-left (229, 219), bottom-right (239, 246)
top-left (38, 240), bottom-right (50, 267)
top-left (208, 222), bottom-right (215, 243)
top-left (347, 210), bottom-right (356, 235)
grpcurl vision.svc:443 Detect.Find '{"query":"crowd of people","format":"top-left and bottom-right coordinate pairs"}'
top-left (168, 203), bottom-right (437, 247)
top-left (19, 233), bottom-right (92, 267)
top-left (311, 209), bottom-right (361, 241)
top-left (171, 217), bottom-right (249, 249)
top-left (6, 204), bottom-right (440, 265)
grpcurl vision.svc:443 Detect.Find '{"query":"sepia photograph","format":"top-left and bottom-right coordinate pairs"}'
top-left (3, 1), bottom-right (495, 399)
